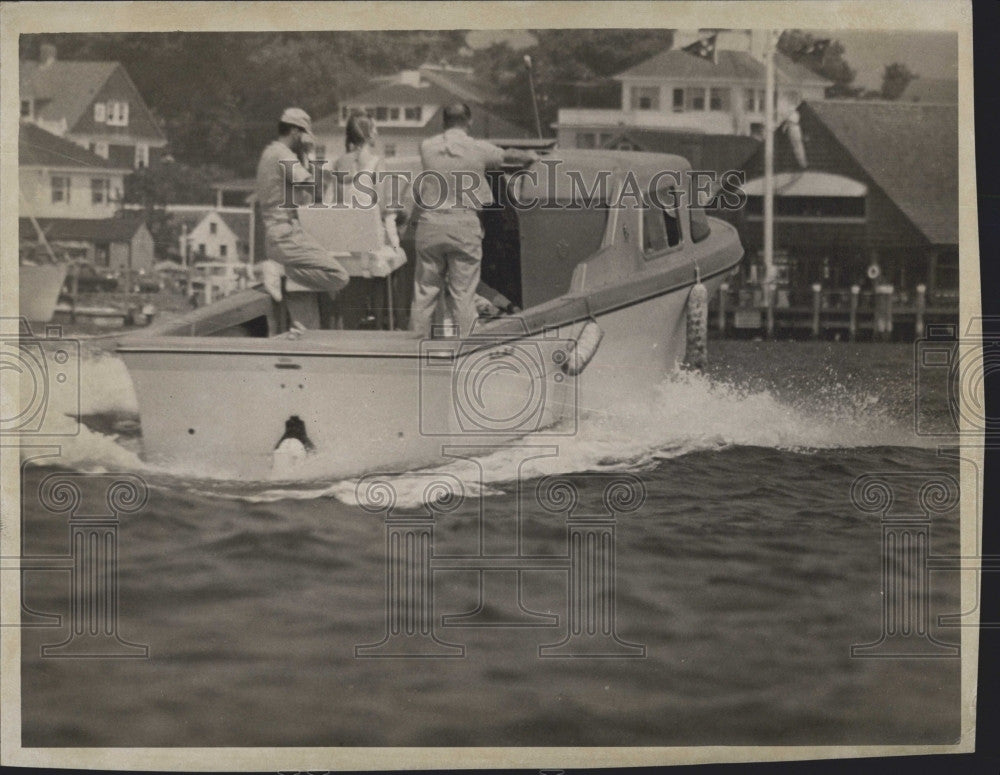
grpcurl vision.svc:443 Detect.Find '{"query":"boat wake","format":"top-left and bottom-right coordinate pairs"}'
top-left (20, 347), bottom-right (935, 506)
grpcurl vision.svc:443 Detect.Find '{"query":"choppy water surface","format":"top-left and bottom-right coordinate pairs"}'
top-left (18, 341), bottom-right (964, 747)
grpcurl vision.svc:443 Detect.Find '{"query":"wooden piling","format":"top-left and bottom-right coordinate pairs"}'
top-left (765, 282), bottom-right (775, 339)
top-left (849, 285), bottom-right (860, 342)
top-left (811, 283), bottom-right (822, 339)
top-left (718, 282), bottom-right (729, 335)
top-left (915, 283), bottom-right (926, 341)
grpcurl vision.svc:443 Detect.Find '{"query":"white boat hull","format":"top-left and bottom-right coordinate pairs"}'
top-left (120, 274), bottom-right (723, 481)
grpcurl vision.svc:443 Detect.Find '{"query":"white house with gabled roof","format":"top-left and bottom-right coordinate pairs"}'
top-left (556, 29), bottom-right (831, 148)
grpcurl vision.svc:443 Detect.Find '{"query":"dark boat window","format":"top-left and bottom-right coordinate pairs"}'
top-left (643, 190), bottom-right (682, 257)
top-left (689, 206), bottom-right (711, 243)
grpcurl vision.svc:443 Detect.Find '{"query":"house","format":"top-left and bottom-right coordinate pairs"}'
top-left (20, 43), bottom-right (167, 169)
top-left (738, 100), bottom-right (958, 303)
top-left (556, 29), bottom-right (831, 148)
top-left (19, 122), bottom-right (130, 220)
top-left (19, 216), bottom-right (154, 274)
top-left (177, 209), bottom-right (252, 263)
top-left (19, 122), bottom-right (155, 272)
top-left (313, 63), bottom-right (532, 159)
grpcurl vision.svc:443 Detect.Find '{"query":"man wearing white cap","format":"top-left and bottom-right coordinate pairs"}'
top-left (256, 107), bottom-right (349, 314)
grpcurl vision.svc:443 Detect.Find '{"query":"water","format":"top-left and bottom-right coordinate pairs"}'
top-left (17, 341), bottom-right (963, 747)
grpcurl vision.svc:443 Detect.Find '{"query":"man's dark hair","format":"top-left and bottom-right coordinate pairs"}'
top-left (442, 103), bottom-right (472, 129)
top-left (278, 121), bottom-right (299, 136)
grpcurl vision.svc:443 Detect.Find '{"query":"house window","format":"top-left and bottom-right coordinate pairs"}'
top-left (404, 106), bottom-right (422, 121)
top-left (383, 144), bottom-right (397, 157)
top-left (710, 87), bottom-right (731, 111)
top-left (389, 107), bottom-right (400, 121)
top-left (106, 101), bottom-right (129, 127)
top-left (576, 132), bottom-right (596, 149)
top-left (219, 244), bottom-right (228, 258)
top-left (672, 88), bottom-right (685, 112)
top-left (94, 102), bottom-right (106, 122)
top-left (134, 143), bottom-right (149, 168)
top-left (89, 141), bottom-right (109, 159)
top-left (198, 243), bottom-right (206, 255)
top-left (630, 86), bottom-right (660, 111)
top-left (21, 100), bottom-right (32, 118)
top-left (598, 133), bottom-right (614, 147)
top-left (375, 106), bottom-right (388, 121)
top-left (51, 176), bottom-right (71, 204)
top-left (687, 88), bottom-right (706, 111)
top-left (210, 221), bottom-right (218, 235)
top-left (91, 178), bottom-right (111, 204)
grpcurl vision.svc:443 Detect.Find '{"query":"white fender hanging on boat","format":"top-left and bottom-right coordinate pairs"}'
top-left (562, 319), bottom-right (603, 376)
top-left (684, 274), bottom-right (708, 371)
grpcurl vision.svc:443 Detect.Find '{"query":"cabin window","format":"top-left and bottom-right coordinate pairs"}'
top-left (404, 106), bottom-right (422, 121)
top-left (672, 88), bottom-right (685, 112)
top-left (642, 195), bottom-right (682, 256)
top-left (389, 107), bottom-right (400, 121)
top-left (686, 87), bottom-right (706, 111)
top-left (210, 221), bottom-right (218, 235)
top-left (51, 176), bottom-right (71, 204)
top-left (630, 87), bottom-right (660, 111)
top-left (374, 106), bottom-right (389, 121)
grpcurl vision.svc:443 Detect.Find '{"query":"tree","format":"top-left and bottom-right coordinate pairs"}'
top-left (777, 30), bottom-right (858, 98)
top-left (880, 63), bottom-right (917, 101)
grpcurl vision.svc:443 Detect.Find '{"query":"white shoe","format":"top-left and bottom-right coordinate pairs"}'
top-left (261, 260), bottom-right (283, 302)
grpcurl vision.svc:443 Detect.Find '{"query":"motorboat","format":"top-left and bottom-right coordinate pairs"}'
top-left (116, 149), bottom-right (744, 480)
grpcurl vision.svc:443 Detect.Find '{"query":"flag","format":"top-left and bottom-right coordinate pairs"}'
top-left (683, 33), bottom-right (717, 61)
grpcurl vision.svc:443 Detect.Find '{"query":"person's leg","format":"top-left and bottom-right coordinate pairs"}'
top-left (409, 222), bottom-right (447, 337)
top-left (445, 232), bottom-right (484, 339)
top-left (275, 222), bottom-right (350, 298)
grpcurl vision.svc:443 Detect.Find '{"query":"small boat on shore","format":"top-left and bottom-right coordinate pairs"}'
top-left (117, 149), bottom-right (743, 480)
top-left (20, 263), bottom-right (68, 323)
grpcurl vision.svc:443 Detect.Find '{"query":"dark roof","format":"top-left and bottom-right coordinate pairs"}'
top-left (315, 104), bottom-right (531, 140)
top-left (404, 106), bottom-right (532, 138)
top-left (20, 216), bottom-right (147, 243)
top-left (19, 122), bottom-right (124, 170)
top-left (21, 60), bottom-right (119, 129)
top-left (899, 78), bottom-right (958, 104)
top-left (805, 100), bottom-right (958, 244)
top-left (616, 48), bottom-right (831, 87)
top-left (337, 80), bottom-right (461, 110)
top-left (417, 66), bottom-right (500, 105)
top-left (603, 128), bottom-right (760, 172)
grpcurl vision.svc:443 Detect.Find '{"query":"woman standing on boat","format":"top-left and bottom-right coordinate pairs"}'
top-left (331, 111), bottom-right (406, 328)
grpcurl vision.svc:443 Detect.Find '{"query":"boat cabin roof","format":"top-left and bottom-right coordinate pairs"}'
top-left (382, 149), bottom-right (693, 204)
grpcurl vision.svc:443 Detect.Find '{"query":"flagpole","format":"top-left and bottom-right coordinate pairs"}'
top-left (763, 28), bottom-right (776, 337)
